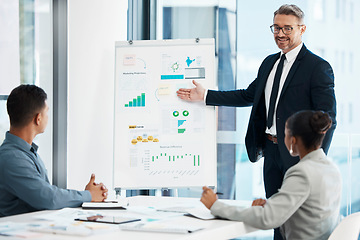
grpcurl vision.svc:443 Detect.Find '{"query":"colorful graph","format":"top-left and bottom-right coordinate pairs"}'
top-left (178, 120), bottom-right (186, 127)
top-left (178, 129), bottom-right (186, 133)
top-left (151, 152), bottom-right (200, 166)
top-left (160, 75), bottom-right (184, 80)
top-left (125, 93), bottom-right (145, 107)
top-left (172, 110), bottom-right (189, 134)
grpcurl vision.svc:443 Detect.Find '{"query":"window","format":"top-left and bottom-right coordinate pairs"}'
top-left (0, 100), bottom-right (8, 144)
top-left (0, 0), bottom-right (53, 180)
top-left (341, 51), bottom-right (346, 73)
top-left (342, 0), bottom-right (347, 21)
top-left (159, 0), bottom-right (360, 219)
top-left (238, 0), bottom-right (360, 217)
top-left (313, 0), bottom-right (325, 21)
top-left (349, 52), bottom-right (353, 73)
top-left (160, 0), bottom-right (237, 198)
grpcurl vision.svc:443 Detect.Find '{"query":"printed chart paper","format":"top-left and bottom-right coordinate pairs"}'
top-left (113, 39), bottom-right (216, 189)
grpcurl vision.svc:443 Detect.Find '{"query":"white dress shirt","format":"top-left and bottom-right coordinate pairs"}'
top-left (265, 43), bottom-right (303, 136)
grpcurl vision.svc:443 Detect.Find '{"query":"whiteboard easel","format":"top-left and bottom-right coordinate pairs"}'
top-left (113, 39), bottom-right (216, 194)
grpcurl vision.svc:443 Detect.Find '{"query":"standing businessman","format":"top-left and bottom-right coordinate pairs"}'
top-left (177, 4), bottom-right (336, 239)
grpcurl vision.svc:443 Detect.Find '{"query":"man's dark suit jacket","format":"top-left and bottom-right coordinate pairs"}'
top-left (206, 44), bottom-right (336, 169)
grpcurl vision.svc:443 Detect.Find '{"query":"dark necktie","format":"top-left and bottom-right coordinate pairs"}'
top-left (267, 54), bottom-right (286, 129)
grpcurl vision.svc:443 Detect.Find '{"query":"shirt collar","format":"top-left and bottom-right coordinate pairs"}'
top-left (5, 131), bottom-right (39, 153)
top-left (281, 42), bottom-right (303, 63)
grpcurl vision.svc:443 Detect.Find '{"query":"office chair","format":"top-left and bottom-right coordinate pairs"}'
top-left (328, 212), bottom-right (360, 240)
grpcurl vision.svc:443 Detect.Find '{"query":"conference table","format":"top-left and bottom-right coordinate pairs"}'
top-left (0, 196), bottom-right (259, 240)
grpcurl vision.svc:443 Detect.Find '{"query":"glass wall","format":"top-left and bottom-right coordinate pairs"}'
top-left (160, 0), bottom-right (237, 198)
top-left (0, 0), bottom-right (53, 180)
top-left (236, 0), bottom-right (360, 218)
top-left (158, 1), bottom-right (359, 238)
top-left (235, 0), bottom-right (308, 202)
top-left (159, 0), bottom-right (360, 218)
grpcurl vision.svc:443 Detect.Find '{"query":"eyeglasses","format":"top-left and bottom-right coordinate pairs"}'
top-left (270, 25), bottom-right (303, 35)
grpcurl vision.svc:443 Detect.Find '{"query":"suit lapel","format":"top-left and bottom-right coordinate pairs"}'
top-left (253, 53), bottom-right (280, 105)
top-left (279, 45), bottom-right (308, 99)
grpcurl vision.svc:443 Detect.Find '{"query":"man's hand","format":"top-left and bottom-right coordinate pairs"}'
top-left (251, 198), bottom-right (267, 207)
top-left (200, 186), bottom-right (218, 209)
top-left (176, 80), bottom-right (205, 102)
top-left (85, 174), bottom-right (108, 202)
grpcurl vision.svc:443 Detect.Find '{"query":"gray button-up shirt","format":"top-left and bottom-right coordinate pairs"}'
top-left (0, 132), bottom-right (91, 217)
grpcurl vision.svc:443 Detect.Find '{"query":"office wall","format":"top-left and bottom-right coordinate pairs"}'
top-left (67, 0), bottom-right (127, 195)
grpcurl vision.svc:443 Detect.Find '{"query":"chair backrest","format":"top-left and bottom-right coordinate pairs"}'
top-left (328, 212), bottom-right (360, 240)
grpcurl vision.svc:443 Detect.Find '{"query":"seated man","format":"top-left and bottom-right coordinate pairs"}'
top-left (0, 85), bottom-right (108, 217)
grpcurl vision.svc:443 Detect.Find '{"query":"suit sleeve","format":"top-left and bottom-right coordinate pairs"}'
top-left (310, 60), bottom-right (336, 153)
top-left (206, 78), bottom-right (258, 107)
top-left (210, 166), bottom-right (310, 230)
top-left (3, 154), bottom-right (91, 210)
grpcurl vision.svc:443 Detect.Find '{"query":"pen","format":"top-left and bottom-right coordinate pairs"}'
top-left (215, 192), bottom-right (223, 195)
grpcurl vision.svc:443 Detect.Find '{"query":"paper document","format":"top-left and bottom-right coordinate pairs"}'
top-left (30, 208), bottom-right (119, 236)
top-left (28, 223), bottom-right (92, 236)
top-left (126, 206), bottom-right (184, 218)
top-left (120, 221), bottom-right (203, 234)
top-left (186, 207), bottom-right (216, 220)
top-left (157, 205), bottom-right (215, 220)
top-left (156, 206), bottom-right (190, 213)
top-left (28, 221), bottom-right (118, 236)
top-left (34, 208), bottom-right (98, 222)
top-left (0, 222), bottom-right (43, 238)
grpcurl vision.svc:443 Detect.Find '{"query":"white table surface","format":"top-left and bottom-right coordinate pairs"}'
top-left (0, 196), bottom-right (258, 240)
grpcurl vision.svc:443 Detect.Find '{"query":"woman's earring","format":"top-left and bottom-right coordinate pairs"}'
top-left (290, 145), bottom-right (293, 155)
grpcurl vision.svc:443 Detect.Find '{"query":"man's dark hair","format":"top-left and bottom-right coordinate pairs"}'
top-left (7, 85), bottom-right (47, 128)
top-left (286, 110), bottom-right (332, 150)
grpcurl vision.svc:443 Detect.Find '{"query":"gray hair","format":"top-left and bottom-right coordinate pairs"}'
top-left (274, 4), bottom-right (305, 23)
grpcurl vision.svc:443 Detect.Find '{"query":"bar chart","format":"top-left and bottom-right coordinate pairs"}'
top-left (140, 147), bottom-right (203, 177)
top-left (151, 152), bottom-right (200, 167)
top-left (125, 93), bottom-right (146, 107)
